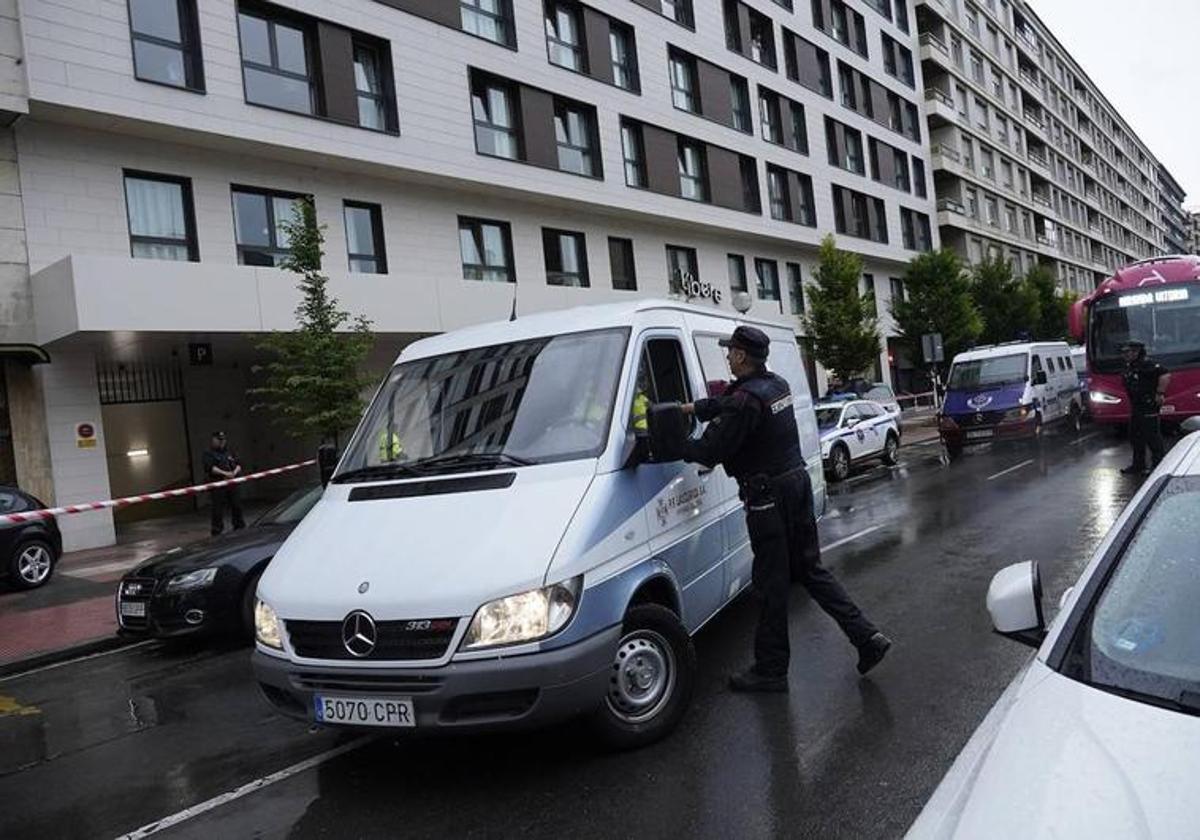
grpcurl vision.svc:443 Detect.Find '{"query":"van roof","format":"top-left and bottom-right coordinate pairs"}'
top-left (952, 341), bottom-right (1070, 363)
top-left (395, 299), bottom-right (796, 363)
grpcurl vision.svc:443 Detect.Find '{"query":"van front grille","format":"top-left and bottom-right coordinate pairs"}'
top-left (285, 618), bottom-right (458, 661)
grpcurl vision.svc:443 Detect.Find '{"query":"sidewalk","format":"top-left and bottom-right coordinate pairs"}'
top-left (901, 410), bottom-right (940, 446)
top-left (0, 504), bottom-right (267, 674)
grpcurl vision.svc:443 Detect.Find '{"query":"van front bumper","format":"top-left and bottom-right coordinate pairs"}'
top-left (253, 625), bottom-right (621, 733)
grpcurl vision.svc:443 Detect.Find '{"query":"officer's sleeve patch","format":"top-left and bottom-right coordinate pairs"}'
top-left (769, 395), bottom-right (794, 414)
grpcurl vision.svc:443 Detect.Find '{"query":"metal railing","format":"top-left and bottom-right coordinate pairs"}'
top-left (925, 86), bottom-right (954, 106)
top-left (919, 32), bottom-right (948, 54)
top-left (937, 198), bottom-right (966, 214)
top-left (930, 143), bottom-right (962, 162)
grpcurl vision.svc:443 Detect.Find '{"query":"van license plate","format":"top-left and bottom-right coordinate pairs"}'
top-left (966, 430), bottom-right (994, 440)
top-left (314, 695), bottom-right (415, 727)
top-left (120, 601), bottom-right (146, 617)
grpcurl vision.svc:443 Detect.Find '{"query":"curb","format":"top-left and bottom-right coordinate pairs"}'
top-left (0, 634), bottom-right (137, 680)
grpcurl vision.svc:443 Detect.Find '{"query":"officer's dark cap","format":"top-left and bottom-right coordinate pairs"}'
top-left (719, 326), bottom-right (770, 360)
top-left (212, 430), bottom-right (226, 439)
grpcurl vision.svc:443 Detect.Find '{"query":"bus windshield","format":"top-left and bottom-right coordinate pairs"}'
top-left (1090, 282), bottom-right (1200, 374)
top-left (947, 354), bottom-right (1028, 390)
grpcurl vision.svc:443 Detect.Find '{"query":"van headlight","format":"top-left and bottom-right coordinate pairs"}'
top-left (1090, 391), bottom-right (1122, 405)
top-left (164, 567), bottom-right (218, 592)
top-left (1003, 405), bottom-right (1032, 422)
top-left (254, 599), bottom-right (284, 650)
top-left (462, 576), bottom-right (582, 650)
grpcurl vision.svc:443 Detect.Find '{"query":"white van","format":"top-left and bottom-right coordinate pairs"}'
top-left (939, 341), bottom-right (1083, 457)
top-left (252, 300), bottom-right (824, 748)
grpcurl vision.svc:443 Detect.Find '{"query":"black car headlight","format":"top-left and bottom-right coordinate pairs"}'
top-left (164, 567), bottom-right (218, 593)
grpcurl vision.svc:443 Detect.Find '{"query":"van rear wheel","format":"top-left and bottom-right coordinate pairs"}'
top-left (591, 604), bottom-right (695, 750)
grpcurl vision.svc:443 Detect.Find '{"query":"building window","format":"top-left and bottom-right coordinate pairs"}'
top-left (731, 76), bottom-right (753, 133)
top-left (123, 171), bottom-right (198, 261)
top-left (748, 8), bottom-right (777, 69)
top-left (232, 186), bottom-right (307, 267)
top-left (128, 0), bottom-right (204, 91)
top-left (833, 184), bottom-right (886, 243)
top-left (912, 157), bottom-right (927, 198)
top-left (826, 118), bottom-right (864, 175)
top-left (669, 49), bottom-right (699, 113)
top-left (471, 72), bottom-right (520, 159)
top-left (459, 216), bottom-right (515, 283)
top-left (667, 245), bottom-right (699, 294)
top-left (740, 156), bottom-right (761, 213)
top-left (621, 120), bottom-right (646, 187)
top-left (545, 2), bottom-right (585, 72)
top-left (609, 237), bottom-right (637, 290)
top-left (767, 165), bottom-right (790, 220)
top-left (893, 149), bottom-right (911, 191)
top-left (237, 9), bottom-right (315, 115)
top-left (677, 139), bottom-right (707, 202)
top-left (554, 101), bottom-right (598, 177)
top-left (343, 201), bottom-right (386, 274)
top-left (901, 207), bottom-right (932, 251)
top-left (353, 43), bottom-right (387, 131)
top-left (728, 254), bottom-right (748, 293)
top-left (755, 258), bottom-right (780, 301)
top-left (461, 0), bottom-right (515, 47)
top-left (610, 23), bottom-right (639, 91)
top-left (662, 0), bottom-right (695, 29)
top-left (787, 262), bottom-right (804, 314)
top-left (543, 229), bottom-right (589, 287)
top-left (760, 89), bottom-right (783, 144)
top-left (889, 277), bottom-right (904, 305)
top-left (789, 101), bottom-right (809, 153)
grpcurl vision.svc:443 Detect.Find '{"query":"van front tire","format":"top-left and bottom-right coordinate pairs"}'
top-left (591, 604), bottom-right (696, 750)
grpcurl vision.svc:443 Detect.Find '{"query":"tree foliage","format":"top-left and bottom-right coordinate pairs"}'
top-left (890, 248), bottom-right (981, 374)
top-left (970, 257), bottom-right (1040, 345)
top-left (1025, 264), bottom-right (1077, 341)
top-left (803, 235), bottom-right (881, 381)
top-left (250, 199), bottom-right (376, 446)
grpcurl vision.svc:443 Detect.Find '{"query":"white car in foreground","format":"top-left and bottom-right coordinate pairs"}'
top-left (908, 417), bottom-right (1200, 840)
top-left (816, 399), bottom-right (901, 481)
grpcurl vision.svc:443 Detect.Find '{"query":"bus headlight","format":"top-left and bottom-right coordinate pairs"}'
top-left (1089, 391), bottom-right (1122, 405)
top-left (462, 577), bottom-right (582, 649)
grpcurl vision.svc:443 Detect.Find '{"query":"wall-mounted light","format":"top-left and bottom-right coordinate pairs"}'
top-left (126, 448), bottom-right (149, 458)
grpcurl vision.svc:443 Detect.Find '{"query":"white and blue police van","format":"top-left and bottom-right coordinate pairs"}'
top-left (252, 300), bottom-right (823, 748)
top-left (938, 341), bottom-right (1083, 458)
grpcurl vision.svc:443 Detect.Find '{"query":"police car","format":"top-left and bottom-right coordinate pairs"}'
top-left (816, 399), bottom-right (901, 481)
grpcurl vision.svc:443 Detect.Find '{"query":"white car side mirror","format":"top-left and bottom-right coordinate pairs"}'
top-left (986, 561), bottom-right (1046, 648)
top-left (1182, 417), bottom-right (1200, 434)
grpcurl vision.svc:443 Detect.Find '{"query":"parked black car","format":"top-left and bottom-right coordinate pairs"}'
top-left (0, 486), bottom-right (62, 591)
top-left (117, 485), bottom-right (322, 640)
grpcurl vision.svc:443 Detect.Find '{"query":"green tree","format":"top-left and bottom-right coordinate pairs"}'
top-left (250, 199), bottom-right (376, 446)
top-left (803, 235), bottom-right (880, 382)
top-left (970, 257), bottom-right (1039, 345)
top-left (890, 249), bottom-right (981, 376)
top-left (1025, 263), bottom-right (1076, 340)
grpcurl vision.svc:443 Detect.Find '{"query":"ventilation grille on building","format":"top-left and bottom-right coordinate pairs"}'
top-left (97, 361), bottom-right (184, 405)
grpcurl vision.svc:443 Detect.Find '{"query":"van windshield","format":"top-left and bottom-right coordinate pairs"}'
top-left (947, 353), bottom-right (1028, 390)
top-left (337, 328), bottom-right (629, 477)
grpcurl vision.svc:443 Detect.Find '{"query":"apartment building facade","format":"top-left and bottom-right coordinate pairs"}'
top-left (914, 0), bottom-right (1183, 294)
top-left (1158, 164), bottom-right (1188, 255)
top-left (0, 0), bottom-right (936, 550)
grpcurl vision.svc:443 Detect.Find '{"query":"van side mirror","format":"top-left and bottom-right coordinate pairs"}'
top-left (986, 561), bottom-right (1046, 648)
top-left (646, 402), bottom-right (688, 463)
top-left (1033, 370), bottom-right (1048, 386)
top-left (317, 444), bottom-right (339, 487)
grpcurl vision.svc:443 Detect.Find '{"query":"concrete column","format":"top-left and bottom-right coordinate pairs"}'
top-left (5, 359), bottom-right (52, 501)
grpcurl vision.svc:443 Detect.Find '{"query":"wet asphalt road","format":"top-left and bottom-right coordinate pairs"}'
top-left (0, 429), bottom-right (1148, 840)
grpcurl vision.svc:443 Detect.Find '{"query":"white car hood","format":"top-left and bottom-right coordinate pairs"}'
top-left (257, 461), bottom-right (594, 620)
top-left (911, 662), bottom-right (1200, 840)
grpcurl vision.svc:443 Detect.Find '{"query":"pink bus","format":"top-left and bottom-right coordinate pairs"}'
top-left (1069, 255), bottom-right (1200, 427)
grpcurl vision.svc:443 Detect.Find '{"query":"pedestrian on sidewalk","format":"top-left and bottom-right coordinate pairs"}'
top-left (649, 326), bottom-right (892, 693)
top-left (1120, 340), bottom-right (1170, 476)
top-left (203, 431), bottom-right (245, 536)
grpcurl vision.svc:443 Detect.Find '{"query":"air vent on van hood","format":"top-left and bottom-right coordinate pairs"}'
top-left (347, 472), bottom-right (516, 502)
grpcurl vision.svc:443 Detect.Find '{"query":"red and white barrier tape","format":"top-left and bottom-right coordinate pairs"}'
top-left (2, 459), bottom-right (316, 525)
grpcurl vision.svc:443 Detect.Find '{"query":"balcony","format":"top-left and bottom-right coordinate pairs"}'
top-left (1027, 149), bottom-right (1049, 171)
top-left (1032, 192), bottom-right (1053, 210)
top-left (924, 87), bottom-right (959, 125)
top-left (919, 31), bottom-right (949, 55)
top-left (937, 198), bottom-right (966, 215)
top-left (930, 143), bottom-right (962, 167)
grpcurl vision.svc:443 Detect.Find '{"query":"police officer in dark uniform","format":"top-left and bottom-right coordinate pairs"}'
top-left (1120, 340), bottom-right (1171, 475)
top-left (650, 326), bottom-right (891, 692)
top-left (202, 431), bottom-right (245, 535)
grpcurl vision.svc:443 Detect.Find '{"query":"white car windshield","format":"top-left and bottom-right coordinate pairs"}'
top-left (815, 407), bottom-right (843, 430)
top-left (1066, 478), bottom-right (1200, 713)
top-left (947, 354), bottom-right (1028, 390)
top-left (335, 328), bottom-right (629, 480)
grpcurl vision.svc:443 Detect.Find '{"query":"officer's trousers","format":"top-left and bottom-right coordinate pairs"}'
top-left (745, 469), bottom-right (878, 677)
top-left (210, 486), bottom-right (246, 536)
top-left (1128, 411), bottom-right (1165, 472)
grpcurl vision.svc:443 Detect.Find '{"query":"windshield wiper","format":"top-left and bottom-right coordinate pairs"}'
top-left (331, 463), bottom-right (428, 484)
top-left (408, 452), bottom-right (536, 473)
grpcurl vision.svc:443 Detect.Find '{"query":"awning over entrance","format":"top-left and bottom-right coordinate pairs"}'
top-left (0, 343), bottom-right (51, 365)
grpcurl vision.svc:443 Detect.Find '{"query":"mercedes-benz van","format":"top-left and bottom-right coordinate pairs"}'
top-left (252, 300), bottom-right (823, 748)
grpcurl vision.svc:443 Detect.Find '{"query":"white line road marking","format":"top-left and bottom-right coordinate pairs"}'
top-left (821, 525), bottom-right (882, 553)
top-left (1070, 431), bottom-right (1100, 447)
top-left (986, 459), bottom-right (1034, 481)
top-left (906, 437), bottom-right (943, 448)
top-left (0, 640), bottom-right (156, 684)
top-left (114, 736), bottom-right (373, 839)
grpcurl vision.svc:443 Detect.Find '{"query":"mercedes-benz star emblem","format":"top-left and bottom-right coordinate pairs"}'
top-left (341, 610), bottom-right (377, 658)
top-left (357, 581), bottom-right (370, 594)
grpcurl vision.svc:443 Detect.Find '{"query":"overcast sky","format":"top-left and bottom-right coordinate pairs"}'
top-left (1030, 0), bottom-right (1200, 207)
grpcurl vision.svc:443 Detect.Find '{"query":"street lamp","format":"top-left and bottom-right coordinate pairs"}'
top-left (732, 292), bottom-right (752, 314)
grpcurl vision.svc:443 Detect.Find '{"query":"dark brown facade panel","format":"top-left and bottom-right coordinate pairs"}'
top-left (317, 22), bottom-right (359, 126)
top-left (786, 171), bottom-right (805, 224)
top-left (643, 123), bottom-right (682, 196)
top-left (870, 82), bottom-right (891, 124)
top-left (736, 5), bottom-right (753, 57)
top-left (582, 7), bottom-right (614, 85)
top-left (697, 60), bottom-right (733, 127)
top-left (518, 86), bottom-right (559, 169)
top-left (874, 141), bottom-right (897, 186)
top-left (373, 0), bottom-right (459, 27)
top-left (707, 146), bottom-right (743, 211)
top-left (797, 39), bottom-right (824, 90)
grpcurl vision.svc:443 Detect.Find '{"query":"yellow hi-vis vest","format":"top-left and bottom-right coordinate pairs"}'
top-left (632, 392), bottom-right (650, 432)
top-left (378, 431), bottom-right (403, 461)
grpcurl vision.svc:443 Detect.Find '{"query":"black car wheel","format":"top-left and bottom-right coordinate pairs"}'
top-left (882, 433), bottom-right (900, 466)
top-left (828, 445), bottom-right (851, 482)
top-left (591, 604), bottom-right (696, 750)
top-left (9, 538), bottom-right (55, 590)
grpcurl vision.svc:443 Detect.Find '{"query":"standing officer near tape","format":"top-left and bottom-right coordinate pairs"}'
top-left (203, 431), bottom-right (245, 536)
top-left (648, 326), bottom-right (891, 692)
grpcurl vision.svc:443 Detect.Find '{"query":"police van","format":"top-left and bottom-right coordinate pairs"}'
top-left (938, 341), bottom-right (1083, 457)
top-left (252, 300), bottom-right (823, 748)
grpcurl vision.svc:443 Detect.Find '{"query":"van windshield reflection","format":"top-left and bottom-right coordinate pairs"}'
top-left (336, 328), bottom-right (629, 479)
